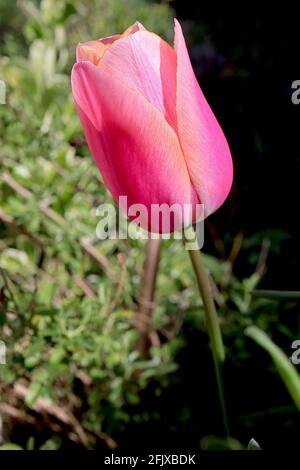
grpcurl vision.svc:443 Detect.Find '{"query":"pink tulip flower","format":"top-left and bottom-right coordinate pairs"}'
top-left (71, 20), bottom-right (233, 233)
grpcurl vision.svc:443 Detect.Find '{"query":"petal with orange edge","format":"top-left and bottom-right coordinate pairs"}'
top-left (76, 23), bottom-right (146, 66)
top-left (99, 31), bottom-right (166, 116)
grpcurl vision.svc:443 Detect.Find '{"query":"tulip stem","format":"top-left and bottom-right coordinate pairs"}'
top-left (184, 228), bottom-right (229, 436)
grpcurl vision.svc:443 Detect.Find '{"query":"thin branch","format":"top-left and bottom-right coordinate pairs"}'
top-left (255, 238), bottom-right (271, 276)
top-left (137, 237), bottom-right (161, 326)
top-left (0, 208), bottom-right (97, 299)
top-left (14, 382), bottom-right (89, 447)
top-left (2, 170), bottom-right (116, 280)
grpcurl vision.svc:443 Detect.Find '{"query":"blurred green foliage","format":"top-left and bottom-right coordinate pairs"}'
top-left (0, 0), bottom-right (299, 451)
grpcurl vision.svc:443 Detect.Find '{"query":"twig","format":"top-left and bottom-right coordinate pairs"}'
top-left (2, 171), bottom-right (32, 199)
top-left (135, 238), bottom-right (162, 353)
top-left (0, 402), bottom-right (35, 425)
top-left (105, 253), bottom-right (126, 315)
top-left (221, 230), bottom-right (244, 290)
top-left (73, 275), bottom-right (97, 298)
top-left (255, 238), bottom-right (271, 276)
top-left (79, 239), bottom-right (114, 279)
top-left (2, 170), bottom-right (115, 280)
top-left (0, 268), bottom-right (21, 316)
top-left (13, 382), bottom-right (117, 449)
top-left (14, 382), bottom-right (89, 447)
top-left (228, 230), bottom-right (244, 265)
top-left (0, 208), bottom-right (97, 299)
top-left (137, 238), bottom-right (161, 323)
top-left (0, 208), bottom-right (44, 247)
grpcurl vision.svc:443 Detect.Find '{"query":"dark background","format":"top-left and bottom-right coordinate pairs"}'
top-left (173, 3), bottom-right (300, 289)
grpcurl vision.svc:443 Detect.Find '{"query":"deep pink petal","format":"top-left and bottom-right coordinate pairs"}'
top-left (174, 19), bottom-right (233, 216)
top-left (159, 39), bottom-right (178, 133)
top-left (71, 61), bottom-right (195, 232)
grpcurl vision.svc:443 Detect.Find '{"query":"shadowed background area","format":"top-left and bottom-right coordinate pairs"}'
top-left (0, 0), bottom-right (299, 451)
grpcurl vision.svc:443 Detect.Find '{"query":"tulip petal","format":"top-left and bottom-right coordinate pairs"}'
top-left (71, 61), bottom-right (196, 232)
top-left (99, 31), bottom-right (166, 117)
top-left (76, 39), bottom-right (119, 65)
top-left (159, 39), bottom-right (178, 133)
top-left (174, 19), bottom-right (233, 216)
top-left (122, 21), bottom-right (146, 36)
top-left (76, 23), bottom-right (146, 65)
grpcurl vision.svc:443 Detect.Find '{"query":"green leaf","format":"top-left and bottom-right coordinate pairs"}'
top-left (247, 438), bottom-right (261, 450)
top-left (245, 326), bottom-right (300, 411)
top-left (25, 381), bottom-right (42, 406)
top-left (201, 436), bottom-right (244, 450)
top-left (0, 444), bottom-right (23, 450)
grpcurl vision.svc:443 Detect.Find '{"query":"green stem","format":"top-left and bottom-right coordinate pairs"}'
top-left (184, 229), bottom-right (229, 435)
top-left (251, 289), bottom-right (300, 300)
